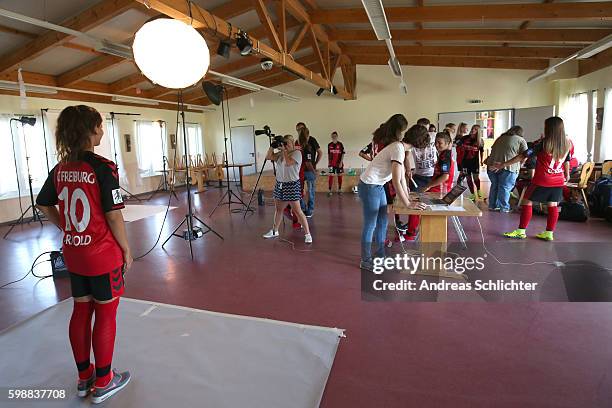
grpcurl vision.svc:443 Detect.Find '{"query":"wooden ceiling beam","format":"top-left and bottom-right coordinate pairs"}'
top-left (351, 55), bottom-right (550, 70)
top-left (277, 0), bottom-right (287, 52)
top-left (134, 0), bottom-right (351, 99)
top-left (253, 0), bottom-right (283, 51)
top-left (210, 0), bottom-right (254, 19)
top-left (0, 24), bottom-right (37, 39)
top-left (311, 2), bottom-right (612, 24)
top-left (284, 0), bottom-right (342, 55)
top-left (578, 47), bottom-right (612, 76)
top-left (332, 29), bottom-right (612, 43)
top-left (56, 55), bottom-right (126, 87)
top-left (343, 45), bottom-right (581, 59)
top-left (0, 0), bottom-right (135, 75)
top-left (109, 72), bottom-right (149, 93)
top-left (521, 0), bottom-right (556, 30)
top-left (289, 24), bottom-right (310, 55)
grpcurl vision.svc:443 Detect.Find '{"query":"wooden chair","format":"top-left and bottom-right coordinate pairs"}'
top-left (566, 162), bottom-right (594, 211)
top-left (602, 161), bottom-right (612, 177)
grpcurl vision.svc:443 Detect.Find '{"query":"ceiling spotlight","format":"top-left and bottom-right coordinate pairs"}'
top-left (216, 41), bottom-right (231, 59)
top-left (316, 88), bottom-right (325, 96)
top-left (133, 18), bottom-right (210, 89)
top-left (236, 30), bottom-right (252, 56)
top-left (260, 58), bottom-right (273, 71)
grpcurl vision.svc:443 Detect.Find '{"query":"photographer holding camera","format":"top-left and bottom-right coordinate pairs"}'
top-left (262, 135), bottom-right (313, 244)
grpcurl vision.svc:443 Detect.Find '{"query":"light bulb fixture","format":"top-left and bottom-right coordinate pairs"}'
top-left (216, 41), bottom-right (231, 59)
top-left (132, 18), bottom-right (210, 89)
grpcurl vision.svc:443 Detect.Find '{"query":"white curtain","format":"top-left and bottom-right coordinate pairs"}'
top-left (0, 114), bottom-right (49, 198)
top-left (563, 92), bottom-right (589, 164)
top-left (135, 120), bottom-right (164, 177)
top-left (603, 88), bottom-right (612, 161)
top-left (179, 123), bottom-right (204, 157)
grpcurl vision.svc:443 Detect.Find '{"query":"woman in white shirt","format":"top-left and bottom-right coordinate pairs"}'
top-left (262, 135), bottom-right (312, 244)
top-left (359, 114), bottom-right (425, 270)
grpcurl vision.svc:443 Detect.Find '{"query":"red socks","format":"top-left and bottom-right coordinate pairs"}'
top-left (337, 176), bottom-right (343, 190)
top-left (408, 215), bottom-right (420, 235)
top-left (93, 298), bottom-right (119, 387)
top-left (328, 176), bottom-right (333, 190)
top-left (519, 205), bottom-right (533, 229)
top-left (69, 301), bottom-right (94, 380)
top-left (546, 206), bottom-right (559, 231)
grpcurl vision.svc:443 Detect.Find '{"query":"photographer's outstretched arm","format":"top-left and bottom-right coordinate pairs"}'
top-left (265, 147), bottom-right (280, 161)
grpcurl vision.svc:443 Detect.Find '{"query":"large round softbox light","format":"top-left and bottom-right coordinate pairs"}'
top-left (202, 82), bottom-right (223, 106)
top-left (133, 18), bottom-right (210, 89)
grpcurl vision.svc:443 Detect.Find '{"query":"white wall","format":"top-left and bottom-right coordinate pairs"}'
top-left (205, 65), bottom-right (555, 172)
top-left (0, 95), bottom-right (208, 223)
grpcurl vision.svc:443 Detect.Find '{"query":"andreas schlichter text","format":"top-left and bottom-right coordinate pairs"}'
top-left (373, 279), bottom-right (538, 292)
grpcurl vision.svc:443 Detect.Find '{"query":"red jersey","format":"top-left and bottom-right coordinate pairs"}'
top-left (328, 141), bottom-right (345, 167)
top-left (527, 140), bottom-right (570, 187)
top-left (36, 152), bottom-right (125, 276)
top-left (429, 149), bottom-right (455, 193)
top-left (456, 135), bottom-right (483, 164)
top-left (568, 140), bottom-right (579, 170)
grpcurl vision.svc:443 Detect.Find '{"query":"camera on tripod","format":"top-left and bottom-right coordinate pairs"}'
top-left (255, 125), bottom-right (285, 148)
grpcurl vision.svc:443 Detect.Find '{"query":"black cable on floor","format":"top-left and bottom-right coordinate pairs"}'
top-left (0, 251), bottom-right (53, 289)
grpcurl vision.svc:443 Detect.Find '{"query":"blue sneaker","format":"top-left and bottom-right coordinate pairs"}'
top-left (91, 370), bottom-right (131, 404)
top-left (77, 372), bottom-right (95, 397)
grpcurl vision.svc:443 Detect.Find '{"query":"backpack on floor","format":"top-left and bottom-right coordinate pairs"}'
top-left (589, 176), bottom-right (612, 217)
top-left (559, 201), bottom-right (589, 222)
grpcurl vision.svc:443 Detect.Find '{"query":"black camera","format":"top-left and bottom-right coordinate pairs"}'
top-left (255, 125), bottom-right (272, 137)
top-left (271, 135), bottom-right (286, 149)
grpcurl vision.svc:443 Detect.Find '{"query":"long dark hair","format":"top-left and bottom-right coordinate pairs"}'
top-left (56, 105), bottom-right (102, 163)
top-left (373, 114), bottom-right (408, 146)
top-left (298, 126), bottom-right (309, 147)
top-left (543, 116), bottom-right (570, 161)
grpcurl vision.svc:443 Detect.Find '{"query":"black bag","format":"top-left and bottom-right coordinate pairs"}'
top-left (605, 207), bottom-right (612, 224)
top-left (589, 176), bottom-right (612, 217)
top-left (559, 201), bottom-right (588, 222)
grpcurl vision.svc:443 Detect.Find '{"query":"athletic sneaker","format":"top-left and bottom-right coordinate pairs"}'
top-left (263, 229), bottom-right (279, 239)
top-left (305, 234), bottom-right (313, 244)
top-left (469, 193), bottom-right (476, 201)
top-left (385, 239), bottom-right (393, 248)
top-left (535, 231), bottom-right (554, 241)
top-left (503, 229), bottom-right (527, 239)
top-left (395, 222), bottom-right (408, 233)
top-left (77, 372), bottom-right (96, 397)
top-left (91, 370), bottom-right (131, 404)
top-left (500, 208), bottom-right (512, 213)
top-left (489, 207), bottom-right (501, 212)
top-left (327, 191), bottom-right (333, 197)
top-left (359, 260), bottom-right (374, 271)
top-left (305, 212), bottom-right (313, 218)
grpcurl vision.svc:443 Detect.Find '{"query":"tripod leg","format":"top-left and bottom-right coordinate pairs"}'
top-left (193, 215), bottom-right (224, 240)
top-left (209, 190), bottom-right (230, 217)
top-left (162, 216), bottom-right (187, 248)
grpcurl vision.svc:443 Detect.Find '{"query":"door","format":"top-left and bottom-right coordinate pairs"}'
top-left (229, 126), bottom-right (256, 180)
top-left (514, 106), bottom-right (555, 142)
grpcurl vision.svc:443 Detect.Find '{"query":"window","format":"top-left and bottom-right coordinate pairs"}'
top-left (563, 92), bottom-right (589, 163)
top-left (603, 88), bottom-right (612, 161)
top-left (178, 123), bottom-right (204, 157)
top-left (0, 115), bottom-right (50, 198)
top-left (135, 120), bottom-right (165, 177)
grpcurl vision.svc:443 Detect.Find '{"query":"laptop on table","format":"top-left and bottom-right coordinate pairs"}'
top-left (418, 184), bottom-right (467, 205)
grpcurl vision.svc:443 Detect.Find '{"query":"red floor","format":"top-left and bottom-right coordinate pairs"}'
top-left (1, 185), bottom-right (612, 407)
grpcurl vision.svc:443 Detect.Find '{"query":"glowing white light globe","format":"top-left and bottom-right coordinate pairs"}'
top-left (133, 18), bottom-right (210, 89)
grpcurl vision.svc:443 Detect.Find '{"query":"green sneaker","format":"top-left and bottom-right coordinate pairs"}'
top-left (535, 231), bottom-right (554, 241)
top-left (504, 229), bottom-right (527, 239)
top-left (469, 193), bottom-right (476, 201)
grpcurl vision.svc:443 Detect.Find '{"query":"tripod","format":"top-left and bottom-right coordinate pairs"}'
top-left (4, 117), bottom-right (46, 239)
top-left (148, 120), bottom-right (178, 201)
top-left (109, 112), bottom-right (143, 202)
top-left (209, 87), bottom-right (252, 217)
top-left (244, 135), bottom-right (276, 218)
top-left (162, 91), bottom-right (223, 260)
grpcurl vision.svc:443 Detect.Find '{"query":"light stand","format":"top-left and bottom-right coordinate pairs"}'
top-left (148, 120), bottom-right (178, 201)
top-left (4, 117), bottom-right (45, 239)
top-left (209, 87), bottom-right (253, 217)
top-left (40, 108), bottom-right (50, 173)
top-left (162, 91), bottom-right (223, 259)
top-left (109, 111), bottom-right (143, 202)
